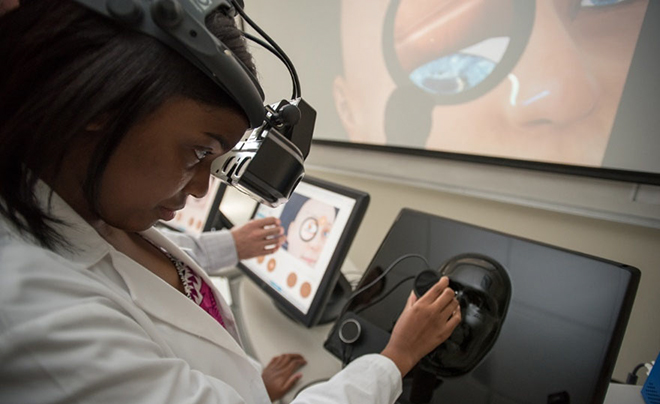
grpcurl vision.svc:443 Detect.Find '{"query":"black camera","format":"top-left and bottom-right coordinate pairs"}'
top-left (211, 98), bottom-right (316, 207)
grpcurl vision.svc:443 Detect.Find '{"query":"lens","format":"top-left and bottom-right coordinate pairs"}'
top-left (383, 0), bottom-right (535, 105)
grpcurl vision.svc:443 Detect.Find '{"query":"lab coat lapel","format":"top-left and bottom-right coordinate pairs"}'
top-left (32, 182), bottom-right (249, 360)
top-left (112, 228), bottom-right (247, 359)
top-left (143, 228), bottom-right (244, 343)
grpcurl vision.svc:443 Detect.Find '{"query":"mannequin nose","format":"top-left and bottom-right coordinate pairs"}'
top-left (455, 290), bottom-right (468, 307)
top-left (504, 3), bottom-right (601, 127)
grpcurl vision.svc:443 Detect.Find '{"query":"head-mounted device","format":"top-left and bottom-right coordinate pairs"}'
top-left (73, 0), bottom-right (315, 207)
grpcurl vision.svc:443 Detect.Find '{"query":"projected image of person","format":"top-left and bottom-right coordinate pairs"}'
top-left (279, 194), bottom-right (338, 269)
top-left (333, 0), bottom-right (649, 166)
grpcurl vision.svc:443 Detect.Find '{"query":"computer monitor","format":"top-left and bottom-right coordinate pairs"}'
top-left (325, 208), bottom-right (640, 404)
top-left (238, 176), bottom-right (369, 327)
top-left (161, 177), bottom-right (227, 235)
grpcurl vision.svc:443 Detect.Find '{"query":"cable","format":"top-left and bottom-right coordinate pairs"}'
top-left (233, 2), bottom-right (301, 99)
top-left (627, 362), bottom-right (648, 385)
top-left (335, 254), bottom-right (429, 368)
top-left (338, 253), bottom-right (430, 325)
top-left (243, 32), bottom-right (286, 65)
top-left (341, 344), bottom-right (353, 368)
top-left (355, 275), bottom-right (415, 315)
top-left (242, 32), bottom-right (299, 100)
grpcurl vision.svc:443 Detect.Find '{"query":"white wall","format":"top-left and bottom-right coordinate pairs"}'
top-left (304, 148), bottom-right (660, 384)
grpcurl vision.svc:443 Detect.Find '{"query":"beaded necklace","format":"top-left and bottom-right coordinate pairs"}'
top-left (139, 234), bottom-right (193, 299)
top-left (137, 234), bottom-right (225, 327)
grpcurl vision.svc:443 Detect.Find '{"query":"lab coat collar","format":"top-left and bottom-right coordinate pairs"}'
top-left (29, 181), bottom-right (248, 359)
top-left (134, 227), bottom-right (246, 354)
top-left (34, 180), bottom-right (111, 266)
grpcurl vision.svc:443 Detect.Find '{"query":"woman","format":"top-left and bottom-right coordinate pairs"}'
top-left (0, 1), bottom-right (461, 403)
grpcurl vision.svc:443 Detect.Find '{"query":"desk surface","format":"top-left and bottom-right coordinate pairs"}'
top-left (236, 276), bottom-right (342, 403)
top-left (232, 275), bottom-right (644, 404)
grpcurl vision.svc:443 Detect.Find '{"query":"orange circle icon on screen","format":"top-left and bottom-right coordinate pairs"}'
top-left (287, 272), bottom-right (298, 288)
top-left (257, 256), bottom-right (265, 264)
top-left (300, 282), bottom-right (312, 298)
top-left (267, 258), bottom-right (276, 272)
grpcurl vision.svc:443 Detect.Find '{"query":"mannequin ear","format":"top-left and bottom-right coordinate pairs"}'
top-left (333, 76), bottom-right (358, 139)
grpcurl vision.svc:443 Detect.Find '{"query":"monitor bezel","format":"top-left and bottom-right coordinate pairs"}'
top-left (238, 175), bottom-right (370, 327)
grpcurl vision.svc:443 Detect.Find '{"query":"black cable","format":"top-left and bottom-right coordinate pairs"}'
top-left (233, 2), bottom-right (301, 99)
top-left (341, 344), bottom-right (353, 368)
top-left (340, 276), bottom-right (415, 368)
top-left (338, 253), bottom-right (430, 324)
top-left (243, 32), bottom-right (286, 65)
top-left (242, 32), bottom-right (299, 101)
top-left (355, 275), bottom-right (415, 315)
top-left (336, 254), bottom-right (429, 368)
top-left (626, 362), bottom-right (647, 385)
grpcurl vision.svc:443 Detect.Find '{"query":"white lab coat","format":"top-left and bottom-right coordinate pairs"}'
top-left (158, 227), bottom-right (239, 273)
top-left (0, 184), bottom-right (402, 404)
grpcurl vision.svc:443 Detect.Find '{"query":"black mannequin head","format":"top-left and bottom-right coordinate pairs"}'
top-left (422, 253), bottom-right (511, 377)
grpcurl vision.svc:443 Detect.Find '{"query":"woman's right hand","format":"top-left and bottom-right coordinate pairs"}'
top-left (380, 276), bottom-right (461, 377)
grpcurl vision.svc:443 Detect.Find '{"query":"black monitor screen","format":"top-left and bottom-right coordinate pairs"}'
top-left (326, 208), bottom-right (640, 404)
top-left (239, 176), bottom-right (369, 327)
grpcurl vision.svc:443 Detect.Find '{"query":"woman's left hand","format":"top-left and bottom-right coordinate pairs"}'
top-left (261, 353), bottom-right (307, 401)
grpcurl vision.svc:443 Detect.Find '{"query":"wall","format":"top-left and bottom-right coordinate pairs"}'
top-left (304, 155), bottom-right (660, 385)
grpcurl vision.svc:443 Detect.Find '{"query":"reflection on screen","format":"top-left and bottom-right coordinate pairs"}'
top-left (164, 177), bottom-right (222, 235)
top-left (242, 181), bottom-right (355, 314)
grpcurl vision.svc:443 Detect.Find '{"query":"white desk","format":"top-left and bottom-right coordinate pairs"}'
top-left (231, 275), bottom-right (644, 404)
top-left (603, 383), bottom-right (645, 404)
top-left (235, 276), bottom-right (342, 403)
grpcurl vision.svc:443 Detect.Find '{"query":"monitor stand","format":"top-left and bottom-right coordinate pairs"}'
top-left (274, 273), bottom-right (352, 327)
top-left (317, 273), bottom-right (352, 325)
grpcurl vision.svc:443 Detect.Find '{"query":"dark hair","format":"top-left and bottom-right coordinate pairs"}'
top-left (279, 193), bottom-right (310, 250)
top-left (0, 0), bottom-right (257, 249)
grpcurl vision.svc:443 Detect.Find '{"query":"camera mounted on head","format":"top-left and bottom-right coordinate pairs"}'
top-left (73, 0), bottom-right (315, 207)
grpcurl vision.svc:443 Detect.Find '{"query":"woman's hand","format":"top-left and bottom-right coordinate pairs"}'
top-left (380, 276), bottom-right (461, 377)
top-left (230, 217), bottom-right (285, 261)
top-left (261, 353), bottom-right (307, 401)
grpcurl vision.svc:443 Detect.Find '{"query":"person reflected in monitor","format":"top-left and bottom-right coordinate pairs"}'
top-left (279, 194), bottom-right (338, 269)
top-left (333, 0), bottom-right (649, 166)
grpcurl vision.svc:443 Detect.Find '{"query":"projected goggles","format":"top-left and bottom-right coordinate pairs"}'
top-left (383, 0), bottom-right (535, 105)
top-left (74, 0), bottom-right (315, 207)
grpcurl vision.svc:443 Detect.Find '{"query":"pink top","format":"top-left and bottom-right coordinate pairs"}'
top-left (176, 260), bottom-right (226, 328)
top-left (145, 243), bottom-right (226, 328)
top-left (140, 234), bottom-right (226, 327)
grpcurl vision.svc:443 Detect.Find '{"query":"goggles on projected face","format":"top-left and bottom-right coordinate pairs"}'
top-left (74, 0), bottom-right (315, 207)
top-left (383, 0), bottom-right (535, 105)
